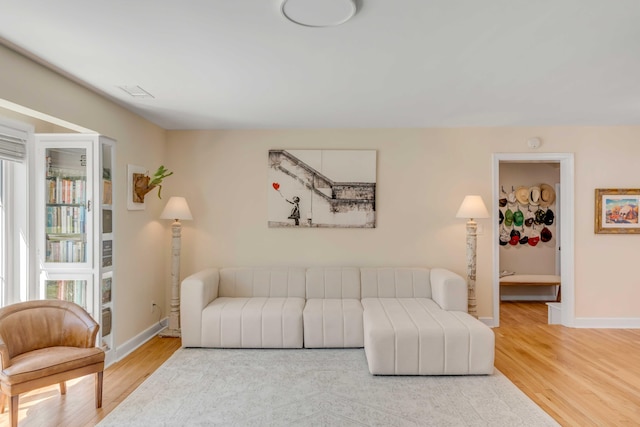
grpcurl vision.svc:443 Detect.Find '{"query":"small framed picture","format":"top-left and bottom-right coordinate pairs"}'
top-left (594, 188), bottom-right (640, 234)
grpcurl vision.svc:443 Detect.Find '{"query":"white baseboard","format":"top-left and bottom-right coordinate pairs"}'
top-left (479, 317), bottom-right (497, 328)
top-left (573, 317), bottom-right (640, 328)
top-left (481, 314), bottom-right (640, 329)
top-left (500, 296), bottom-right (557, 302)
top-left (112, 318), bottom-right (168, 365)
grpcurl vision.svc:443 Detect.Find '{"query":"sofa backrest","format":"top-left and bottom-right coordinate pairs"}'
top-left (218, 267), bottom-right (306, 298)
top-left (360, 267), bottom-right (432, 298)
top-left (306, 267), bottom-right (361, 299)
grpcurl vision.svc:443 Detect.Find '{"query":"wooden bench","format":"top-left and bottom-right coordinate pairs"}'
top-left (500, 274), bottom-right (561, 302)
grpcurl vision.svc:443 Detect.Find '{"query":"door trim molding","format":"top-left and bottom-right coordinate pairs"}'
top-left (491, 153), bottom-right (575, 327)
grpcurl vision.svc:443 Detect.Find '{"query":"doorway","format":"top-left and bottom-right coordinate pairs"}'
top-left (491, 153), bottom-right (575, 327)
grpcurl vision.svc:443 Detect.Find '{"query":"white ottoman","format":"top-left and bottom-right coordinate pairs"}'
top-left (362, 298), bottom-right (495, 375)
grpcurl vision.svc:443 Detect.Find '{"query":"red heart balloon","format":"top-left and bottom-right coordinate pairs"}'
top-left (272, 182), bottom-right (280, 190)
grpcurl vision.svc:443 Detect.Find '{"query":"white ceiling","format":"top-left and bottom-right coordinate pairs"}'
top-left (1, 0), bottom-right (639, 130)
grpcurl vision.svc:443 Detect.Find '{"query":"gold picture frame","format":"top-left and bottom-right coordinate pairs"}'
top-left (595, 188), bottom-right (640, 234)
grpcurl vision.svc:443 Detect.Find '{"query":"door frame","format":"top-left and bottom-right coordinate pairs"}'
top-left (491, 153), bottom-right (575, 327)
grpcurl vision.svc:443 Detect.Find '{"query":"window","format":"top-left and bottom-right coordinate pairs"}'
top-left (0, 117), bottom-right (32, 306)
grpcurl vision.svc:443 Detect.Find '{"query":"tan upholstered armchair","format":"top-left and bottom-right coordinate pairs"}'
top-left (0, 300), bottom-right (105, 427)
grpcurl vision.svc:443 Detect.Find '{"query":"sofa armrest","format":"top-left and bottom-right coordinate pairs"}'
top-left (61, 305), bottom-right (100, 348)
top-left (180, 268), bottom-right (220, 347)
top-left (0, 338), bottom-right (11, 369)
top-left (430, 268), bottom-right (467, 312)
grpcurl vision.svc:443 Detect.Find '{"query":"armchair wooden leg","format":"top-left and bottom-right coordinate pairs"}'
top-left (9, 395), bottom-right (18, 427)
top-left (95, 371), bottom-right (103, 408)
top-left (0, 392), bottom-right (6, 414)
top-left (59, 381), bottom-right (67, 395)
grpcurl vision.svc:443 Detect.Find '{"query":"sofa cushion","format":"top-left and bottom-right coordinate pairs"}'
top-left (219, 268), bottom-right (306, 298)
top-left (303, 299), bottom-right (363, 348)
top-left (1, 346), bottom-right (105, 385)
top-left (201, 297), bottom-right (305, 348)
top-left (362, 298), bottom-right (494, 375)
top-left (360, 268), bottom-right (432, 298)
top-left (305, 267), bottom-right (360, 299)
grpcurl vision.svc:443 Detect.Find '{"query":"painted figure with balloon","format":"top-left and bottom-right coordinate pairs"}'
top-left (272, 182), bottom-right (301, 226)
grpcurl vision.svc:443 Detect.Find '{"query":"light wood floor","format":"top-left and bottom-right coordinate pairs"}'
top-left (495, 302), bottom-right (640, 426)
top-left (0, 336), bottom-right (182, 427)
top-left (2, 303), bottom-right (640, 426)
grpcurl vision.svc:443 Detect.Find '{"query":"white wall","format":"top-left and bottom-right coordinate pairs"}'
top-left (0, 45), bottom-right (168, 347)
top-left (3, 43), bottom-right (640, 329)
top-left (166, 128), bottom-right (640, 321)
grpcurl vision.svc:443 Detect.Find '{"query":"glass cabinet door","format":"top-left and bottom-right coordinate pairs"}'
top-left (44, 146), bottom-right (91, 266)
top-left (41, 274), bottom-right (94, 316)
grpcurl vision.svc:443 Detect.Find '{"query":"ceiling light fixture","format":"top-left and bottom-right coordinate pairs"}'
top-left (281, 0), bottom-right (357, 28)
top-left (118, 85), bottom-right (155, 99)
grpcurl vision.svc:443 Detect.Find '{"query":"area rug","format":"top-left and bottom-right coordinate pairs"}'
top-left (98, 348), bottom-right (559, 427)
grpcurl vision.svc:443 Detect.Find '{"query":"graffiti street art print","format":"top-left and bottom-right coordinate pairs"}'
top-left (268, 150), bottom-right (376, 228)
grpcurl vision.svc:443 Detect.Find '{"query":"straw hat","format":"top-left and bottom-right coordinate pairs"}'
top-left (539, 184), bottom-right (556, 207)
top-left (515, 186), bottom-right (529, 205)
top-left (528, 186), bottom-right (541, 206)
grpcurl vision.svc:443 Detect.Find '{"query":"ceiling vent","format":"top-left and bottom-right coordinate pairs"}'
top-left (281, 0), bottom-right (357, 27)
top-left (118, 85), bottom-right (155, 99)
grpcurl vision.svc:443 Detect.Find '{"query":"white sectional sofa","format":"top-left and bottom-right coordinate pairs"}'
top-left (181, 266), bottom-right (494, 375)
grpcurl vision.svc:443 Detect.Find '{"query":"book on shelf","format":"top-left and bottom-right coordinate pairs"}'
top-left (103, 180), bottom-right (112, 204)
top-left (102, 277), bottom-right (112, 304)
top-left (102, 209), bottom-right (113, 234)
top-left (45, 280), bottom-right (87, 310)
top-left (46, 240), bottom-right (86, 263)
top-left (102, 240), bottom-right (112, 267)
top-left (47, 176), bottom-right (86, 204)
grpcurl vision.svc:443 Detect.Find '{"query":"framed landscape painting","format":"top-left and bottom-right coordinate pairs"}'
top-left (594, 188), bottom-right (640, 234)
top-left (268, 149), bottom-right (376, 228)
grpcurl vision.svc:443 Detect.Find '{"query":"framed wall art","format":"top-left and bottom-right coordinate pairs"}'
top-left (268, 149), bottom-right (376, 228)
top-left (594, 188), bottom-right (640, 234)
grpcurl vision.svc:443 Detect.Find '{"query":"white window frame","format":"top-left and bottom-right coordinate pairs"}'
top-left (0, 116), bottom-right (33, 306)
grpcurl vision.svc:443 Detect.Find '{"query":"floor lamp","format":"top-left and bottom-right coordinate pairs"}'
top-left (456, 195), bottom-right (489, 318)
top-left (159, 196), bottom-right (193, 337)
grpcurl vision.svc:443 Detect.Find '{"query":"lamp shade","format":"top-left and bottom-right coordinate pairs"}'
top-left (160, 196), bottom-right (193, 221)
top-left (456, 195), bottom-right (489, 219)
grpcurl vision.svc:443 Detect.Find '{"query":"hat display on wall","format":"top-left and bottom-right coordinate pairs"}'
top-left (539, 184), bottom-right (556, 207)
top-left (515, 186), bottom-right (529, 205)
top-left (528, 186), bottom-right (541, 206)
top-left (498, 182), bottom-right (557, 250)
